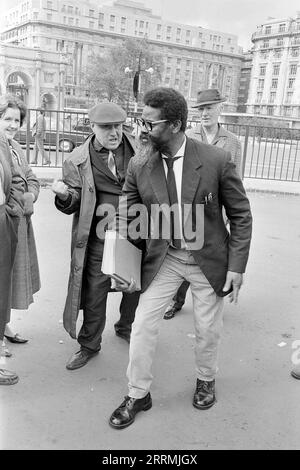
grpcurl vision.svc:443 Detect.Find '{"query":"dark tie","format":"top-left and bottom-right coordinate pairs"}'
top-left (164, 157), bottom-right (182, 249)
top-left (108, 150), bottom-right (117, 178)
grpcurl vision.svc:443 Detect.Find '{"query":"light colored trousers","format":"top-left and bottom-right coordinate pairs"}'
top-left (32, 136), bottom-right (46, 163)
top-left (127, 247), bottom-right (224, 399)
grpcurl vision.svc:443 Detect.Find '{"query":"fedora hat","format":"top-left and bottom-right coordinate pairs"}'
top-left (88, 102), bottom-right (126, 125)
top-left (192, 89), bottom-right (226, 108)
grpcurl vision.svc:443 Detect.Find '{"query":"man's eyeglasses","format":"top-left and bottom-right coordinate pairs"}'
top-left (136, 118), bottom-right (169, 132)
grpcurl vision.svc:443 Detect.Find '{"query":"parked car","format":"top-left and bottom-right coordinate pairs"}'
top-left (15, 116), bottom-right (92, 152)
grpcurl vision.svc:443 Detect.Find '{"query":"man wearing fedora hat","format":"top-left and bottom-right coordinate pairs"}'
top-left (52, 102), bottom-right (140, 370)
top-left (163, 88), bottom-right (243, 320)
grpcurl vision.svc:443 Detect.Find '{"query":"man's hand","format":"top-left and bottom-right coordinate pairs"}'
top-left (52, 179), bottom-right (69, 201)
top-left (111, 277), bottom-right (137, 294)
top-left (222, 271), bottom-right (243, 304)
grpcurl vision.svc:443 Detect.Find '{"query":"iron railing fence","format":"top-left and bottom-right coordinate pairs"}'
top-left (16, 109), bottom-right (300, 182)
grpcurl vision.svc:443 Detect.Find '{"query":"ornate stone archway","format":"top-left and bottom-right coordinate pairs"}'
top-left (6, 71), bottom-right (32, 105)
top-left (41, 92), bottom-right (56, 110)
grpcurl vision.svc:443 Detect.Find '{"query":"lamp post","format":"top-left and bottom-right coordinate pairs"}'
top-left (125, 54), bottom-right (153, 114)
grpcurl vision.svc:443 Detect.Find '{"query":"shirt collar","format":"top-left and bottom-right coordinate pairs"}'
top-left (162, 136), bottom-right (186, 159)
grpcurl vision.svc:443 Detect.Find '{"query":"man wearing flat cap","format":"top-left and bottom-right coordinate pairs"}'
top-left (164, 89), bottom-right (243, 320)
top-left (52, 102), bottom-right (140, 370)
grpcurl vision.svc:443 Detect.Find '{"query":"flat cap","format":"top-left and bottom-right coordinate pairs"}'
top-left (88, 102), bottom-right (126, 124)
top-left (192, 89), bottom-right (226, 108)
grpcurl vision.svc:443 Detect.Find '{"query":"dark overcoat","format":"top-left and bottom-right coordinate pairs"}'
top-left (55, 132), bottom-right (135, 339)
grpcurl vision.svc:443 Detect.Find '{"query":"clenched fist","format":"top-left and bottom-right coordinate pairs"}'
top-left (52, 179), bottom-right (69, 201)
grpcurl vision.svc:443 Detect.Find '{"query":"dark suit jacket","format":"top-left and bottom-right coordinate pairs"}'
top-left (117, 136), bottom-right (252, 297)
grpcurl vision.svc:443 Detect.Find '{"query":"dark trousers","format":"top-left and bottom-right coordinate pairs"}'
top-left (172, 280), bottom-right (190, 309)
top-left (78, 240), bottom-right (140, 352)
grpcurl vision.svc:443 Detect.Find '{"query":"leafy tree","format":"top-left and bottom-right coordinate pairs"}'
top-left (84, 38), bottom-right (163, 107)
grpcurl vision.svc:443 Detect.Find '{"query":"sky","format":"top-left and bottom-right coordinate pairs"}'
top-left (2, 0), bottom-right (300, 50)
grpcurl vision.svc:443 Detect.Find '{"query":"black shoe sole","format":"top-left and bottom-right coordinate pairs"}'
top-left (193, 399), bottom-right (216, 410)
top-left (109, 400), bottom-right (152, 429)
top-left (291, 371), bottom-right (300, 380)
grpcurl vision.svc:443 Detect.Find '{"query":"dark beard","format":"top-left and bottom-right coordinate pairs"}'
top-left (135, 136), bottom-right (157, 161)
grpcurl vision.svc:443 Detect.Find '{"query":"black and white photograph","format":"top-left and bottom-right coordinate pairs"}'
top-left (0, 0), bottom-right (299, 454)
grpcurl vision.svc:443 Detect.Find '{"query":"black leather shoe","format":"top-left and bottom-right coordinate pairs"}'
top-left (66, 349), bottom-right (99, 370)
top-left (291, 364), bottom-right (300, 380)
top-left (163, 305), bottom-right (181, 320)
top-left (4, 334), bottom-right (28, 344)
top-left (115, 330), bottom-right (131, 343)
top-left (193, 379), bottom-right (216, 409)
top-left (109, 393), bottom-right (152, 429)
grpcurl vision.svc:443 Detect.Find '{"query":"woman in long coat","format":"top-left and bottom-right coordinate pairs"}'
top-left (0, 130), bottom-right (24, 384)
top-left (0, 94), bottom-right (40, 346)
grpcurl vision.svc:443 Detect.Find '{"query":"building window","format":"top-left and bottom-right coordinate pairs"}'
top-left (110, 26), bottom-right (115, 31)
top-left (47, 1), bottom-right (53, 9)
top-left (68, 17), bottom-right (73, 26)
top-left (267, 106), bottom-right (274, 115)
top-left (156, 35), bottom-right (161, 40)
top-left (89, 9), bottom-right (95, 17)
top-left (271, 78), bottom-right (278, 88)
top-left (186, 59), bottom-right (191, 67)
top-left (257, 79), bottom-right (264, 90)
top-left (177, 28), bottom-right (181, 35)
top-left (68, 6), bottom-right (73, 14)
top-left (99, 12), bottom-right (104, 22)
top-left (288, 78), bottom-right (295, 88)
top-left (176, 58), bottom-right (181, 65)
top-left (121, 17), bottom-right (126, 24)
top-left (289, 64), bottom-right (297, 75)
top-left (256, 92), bottom-right (262, 103)
top-left (260, 65), bottom-right (266, 75)
top-left (273, 64), bottom-right (280, 75)
top-left (269, 92), bottom-right (276, 103)
top-left (157, 24), bottom-right (161, 31)
top-left (110, 15), bottom-right (115, 22)
top-left (286, 92), bottom-right (293, 103)
top-left (166, 67), bottom-right (171, 74)
top-left (139, 21), bottom-right (144, 28)
top-left (46, 13), bottom-right (52, 21)
top-left (279, 23), bottom-right (286, 33)
top-left (121, 28), bottom-right (125, 33)
top-left (291, 48), bottom-right (299, 57)
top-left (274, 49), bottom-right (282, 58)
top-left (186, 30), bottom-right (191, 37)
top-left (265, 25), bottom-right (271, 34)
top-left (254, 105), bottom-right (260, 114)
top-left (175, 79), bottom-right (179, 85)
top-left (262, 40), bottom-right (269, 48)
top-left (276, 38), bottom-right (283, 47)
top-left (89, 21), bottom-right (94, 29)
